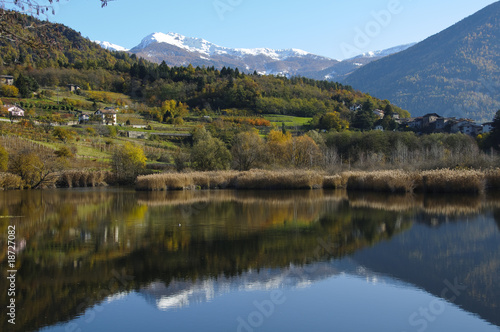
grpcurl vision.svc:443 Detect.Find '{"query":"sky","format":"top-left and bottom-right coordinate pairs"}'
top-left (11, 0), bottom-right (500, 60)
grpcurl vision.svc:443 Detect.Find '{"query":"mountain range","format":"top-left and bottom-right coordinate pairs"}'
top-left (344, 1), bottom-right (500, 121)
top-left (94, 1), bottom-right (500, 122)
top-left (94, 33), bottom-right (414, 82)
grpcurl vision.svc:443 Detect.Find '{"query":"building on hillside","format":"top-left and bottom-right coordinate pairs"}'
top-left (5, 104), bottom-right (24, 117)
top-left (459, 122), bottom-right (483, 136)
top-left (0, 75), bottom-right (14, 85)
top-left (94, 108), bottom-right (117, 125)
top-left (67, 84), bottom-right (81, 92)
top-left (408, 117), bottom-right (423, 130)
top-left (422, 113), bottom-right (441, 128)
top-left (78, 114), bottom-right (90, 123)
top-left (373, 109), bottom-right (384, 119)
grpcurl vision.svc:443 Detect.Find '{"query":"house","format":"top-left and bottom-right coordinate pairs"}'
top-left (482, 122), bottom-right (494, 133)
top-left (408, 117), bottom-right (423, 130)
top-left (349, 104), bottom-right (362, 111)
top-left (373, 109), bottom-right (384, 119)
top-left (94, 108), bottom-right (117, 125)
top-left (78, 114), bottom-right (90, 123)
top-left (450, 120), bottom-right (471, 133)
top-left (422, 113), bottom-right (440, 127)
top-left (67, 84), bottom-right (80, 92)
top-left (374, 125), bottom-right (384, 131)
top-left (0, 75), bottom-right (14, 85)
top-left (434, 117), bottom-right (448, 131)
top-left (459, 122), bottom-right (483, 136)
top-left (5, 105), bottom-right (24, 117)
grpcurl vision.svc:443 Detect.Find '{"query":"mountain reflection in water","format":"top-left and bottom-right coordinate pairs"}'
top-left (0, 188), bottom-right (499, 332)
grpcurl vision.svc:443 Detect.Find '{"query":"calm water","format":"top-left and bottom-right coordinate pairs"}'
top-left (1, 188), bottom-right (500, 332)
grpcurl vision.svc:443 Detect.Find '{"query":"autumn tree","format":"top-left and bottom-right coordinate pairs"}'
top-left (231, 130), bottom-right (266, 171)
top-left (266, 129), bottom-right (293, 166)
top-left (8, 149), bottom-right (64, 188)
top-left (292, 136), bottom-right (323, 168)
top-left (111, 142), bottom-right (147, 182)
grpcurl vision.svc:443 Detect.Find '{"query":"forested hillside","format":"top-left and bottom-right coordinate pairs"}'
top-left (345, 1), bottom-right (500, 122)
top-left (0, 9), bottom-right (408, 121)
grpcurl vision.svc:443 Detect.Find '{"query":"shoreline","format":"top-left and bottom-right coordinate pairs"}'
top-left (135, 168), bottom-right (500, 194)
top-left (3, 168), bottom-right (500, 194)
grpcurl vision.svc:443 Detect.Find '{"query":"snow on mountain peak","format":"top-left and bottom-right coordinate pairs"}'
top-left (134, 32), bottom-right (318, 61)
top-left (94, 40), bottom-right (129, 52)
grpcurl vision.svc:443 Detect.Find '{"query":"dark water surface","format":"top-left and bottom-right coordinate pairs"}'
top-left (1, 188), bottom-right (499, 332)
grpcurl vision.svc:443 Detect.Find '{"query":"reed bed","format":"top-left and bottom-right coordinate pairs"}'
top-left (137, 170), bottom-right (331, 191)
top-left (136, 171), bottom-right (240, 191)
top-left (419, 169), bottom-right (485, 194)
top-left (344, 170), bottom-right (417, 193)
top-left (236, 170), bottom-right (324, 190)
top-left (57, 170), bottom-right (110, 188)
top-left (136, 168), bottom-right (500, 194)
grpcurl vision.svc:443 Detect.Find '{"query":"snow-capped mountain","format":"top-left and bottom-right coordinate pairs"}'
top-left (93, 40), bottom-right (129, 52)
top-left (97, 32), bottom-right (415, 82)
top-left (318, 43), bottom-right (417, 82)
top-left (128, 32), bottom-right (339, 77)
top-left (351, 43), bottom-right (417, 59)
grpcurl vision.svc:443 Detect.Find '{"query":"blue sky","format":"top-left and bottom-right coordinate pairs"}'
top-left (25, 0), bottom-right (500, 59)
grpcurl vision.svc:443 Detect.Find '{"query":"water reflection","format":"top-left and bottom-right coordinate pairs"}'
top-left (0, 189), bottom-right (499, 331)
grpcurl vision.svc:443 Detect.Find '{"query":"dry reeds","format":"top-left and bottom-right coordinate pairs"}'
top-left (136, 170), bottom-right (329, 191)
top-left (419, 169), bottom-right (485, 194)
top-left (136, 168), bottom-right (500, 194)
top-left (136, 171), bottom-right (240, 191)
top-left (57, 170), bottom-right (110, 188)
top-left (344, 170), bottom-right (417, 193)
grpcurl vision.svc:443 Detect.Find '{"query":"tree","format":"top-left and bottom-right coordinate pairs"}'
top-left (489, 110), bottom-right (500, 150)
top-left (292, 136), bottom-right (322, 168)
top-left (52, 127), bottom-right (73, 142)
top-left (8, 149), bottom-right (64, 188)
top-left (267, 129), bottom-right (293, 166)
top-left (15, 73), bottom-right (38, 98)
top-left (1, 85), bottom-right (19, 97)
top-left (319, 112), bottom-right (349, 131)
top-left (0, 145), bottom-right (8, 171)
top-left (191, 127), bottom-right (231, 171)
top-left (111, 142), bottom-right (147, 182)
top-left (231, 130), bottom-right (265, 171)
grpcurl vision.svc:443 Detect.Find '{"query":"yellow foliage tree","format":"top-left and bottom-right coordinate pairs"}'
top-left (111, 142), bottom-right (147, 182)
top-left (267, 129), bottom-right (293, 166)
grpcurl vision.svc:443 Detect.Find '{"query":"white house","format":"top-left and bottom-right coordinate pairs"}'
top-left (94, 108), bottom-right (117, 126)
top-left (78, 114), bottom-right (90, 123)
top-left (6, 105), bottom-right (25, 117)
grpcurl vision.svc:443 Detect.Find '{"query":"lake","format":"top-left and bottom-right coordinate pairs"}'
top-left (1, 188), bottom-right (499, 332)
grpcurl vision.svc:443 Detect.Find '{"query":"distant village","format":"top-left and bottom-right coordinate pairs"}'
top-left (350, 104), bottom-right (493, 136)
